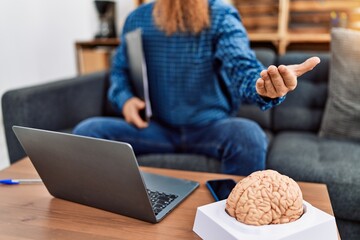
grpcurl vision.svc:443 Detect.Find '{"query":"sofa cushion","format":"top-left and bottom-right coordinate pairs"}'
top-left (137, 154), bottom-right (221, 173)
top-left (319, 28), bottom-right (360, 141)
top-left (336, 218), bottom-right (360, 240)
top-left (2, 71), bottom-right (109, 164)
top-left (272, 52), bottom-right (329, 133)
top-left (272, 81), bottom-right (327, 132)
top-left (267, 132), bottom-right (360, 221)
top-left (237, 104), bottom-right (271, 130)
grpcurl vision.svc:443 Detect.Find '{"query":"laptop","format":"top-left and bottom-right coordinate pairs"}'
top-left (125, 28), bottom-right (152, 122)
top-left (12, 126), bottom-right (199, 223)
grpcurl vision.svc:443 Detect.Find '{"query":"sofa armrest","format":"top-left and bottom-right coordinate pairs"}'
top-left (2, 71), bottom-right (109, 164)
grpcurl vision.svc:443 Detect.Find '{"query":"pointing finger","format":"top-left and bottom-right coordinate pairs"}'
top-left (292, 57), bottom-right (321, 77)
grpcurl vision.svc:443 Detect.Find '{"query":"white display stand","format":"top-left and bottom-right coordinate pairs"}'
top-left (193, 200), bottom-right (337, 240)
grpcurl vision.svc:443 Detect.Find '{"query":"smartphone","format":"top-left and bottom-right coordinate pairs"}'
top-left (206, 179), bottom-right (237, 201)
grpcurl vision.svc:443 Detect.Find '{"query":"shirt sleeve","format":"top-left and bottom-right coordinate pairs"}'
top-left (214, 10), bottom-right (285, 111)
top-left (107, 22), bottom-right (134, 113)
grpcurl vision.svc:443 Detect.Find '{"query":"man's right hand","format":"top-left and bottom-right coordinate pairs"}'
top-left (123, 97), bottom-right (148, 128)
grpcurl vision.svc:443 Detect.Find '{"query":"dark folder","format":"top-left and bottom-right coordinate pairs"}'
top-left (125, 28), bottom-right (152, 121)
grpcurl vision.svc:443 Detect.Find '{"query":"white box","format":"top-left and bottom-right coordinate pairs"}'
top-left (193, 200), bottom-right (337, 240)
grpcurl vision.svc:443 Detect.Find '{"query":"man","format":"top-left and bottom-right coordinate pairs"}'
top-left (73, 0), bottom-right (320, 175)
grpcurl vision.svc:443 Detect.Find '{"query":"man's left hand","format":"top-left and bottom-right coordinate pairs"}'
top-left (256, 57), bottom-right (321, 99)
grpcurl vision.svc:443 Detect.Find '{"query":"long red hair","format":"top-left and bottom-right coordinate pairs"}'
top-left (153, 0), bottom-right (210, 35)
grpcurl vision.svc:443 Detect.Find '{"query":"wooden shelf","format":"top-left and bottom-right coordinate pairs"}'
top-left (75, 38), bottom-right (120, 75)
top-left (290, 0), bottom-right (360, 12)
top-left (248, 32), bottom-right (280, 42)
top-left (234, 0), bottom-right (360, 54)
top-left (75, 38), bottom-right (120, 48)
top-left (77, 0), bottom-right (360, 73)
top-left (286, 33), bottom-right (331, 42)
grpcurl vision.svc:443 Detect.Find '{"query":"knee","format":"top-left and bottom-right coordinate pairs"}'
top-left (224, 119), bottom-right (267, 174)
top-left (223, 119), bottom-right (268, 150)
top-left (241, 120), bottom-right (268, 150)
top-left (72, 117), bottom-right (104, 137)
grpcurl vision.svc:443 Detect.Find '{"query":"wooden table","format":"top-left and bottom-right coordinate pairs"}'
top-left (0, 158), bottom-right (339, 239)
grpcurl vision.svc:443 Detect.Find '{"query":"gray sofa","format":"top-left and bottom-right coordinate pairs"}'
top-left (2, 49), bottom-right (359, 239)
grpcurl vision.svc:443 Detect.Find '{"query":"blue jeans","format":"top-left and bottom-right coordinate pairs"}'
top-left (73, 117), bottom-right (267, 176)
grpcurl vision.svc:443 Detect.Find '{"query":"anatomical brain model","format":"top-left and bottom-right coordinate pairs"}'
top-left (226, 170), bottom-right (304, 226)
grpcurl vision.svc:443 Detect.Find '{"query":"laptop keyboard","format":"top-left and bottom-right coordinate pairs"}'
top-left (147, 189), bottom-right (178, 215)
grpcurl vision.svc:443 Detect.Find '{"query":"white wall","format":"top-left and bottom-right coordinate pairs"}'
top-left (0, 0), bottom-right (135, 96)
top-left (0, 0), bottom-right (135, 169)
top-left (0, 0), bottom-right (93, 94)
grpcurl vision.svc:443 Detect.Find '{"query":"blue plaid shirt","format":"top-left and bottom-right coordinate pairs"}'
top-left (109, 0), bottom-right (284, 127)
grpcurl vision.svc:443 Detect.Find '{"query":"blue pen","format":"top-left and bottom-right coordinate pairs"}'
top-left (0, 179), bottom-right (43, 185)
